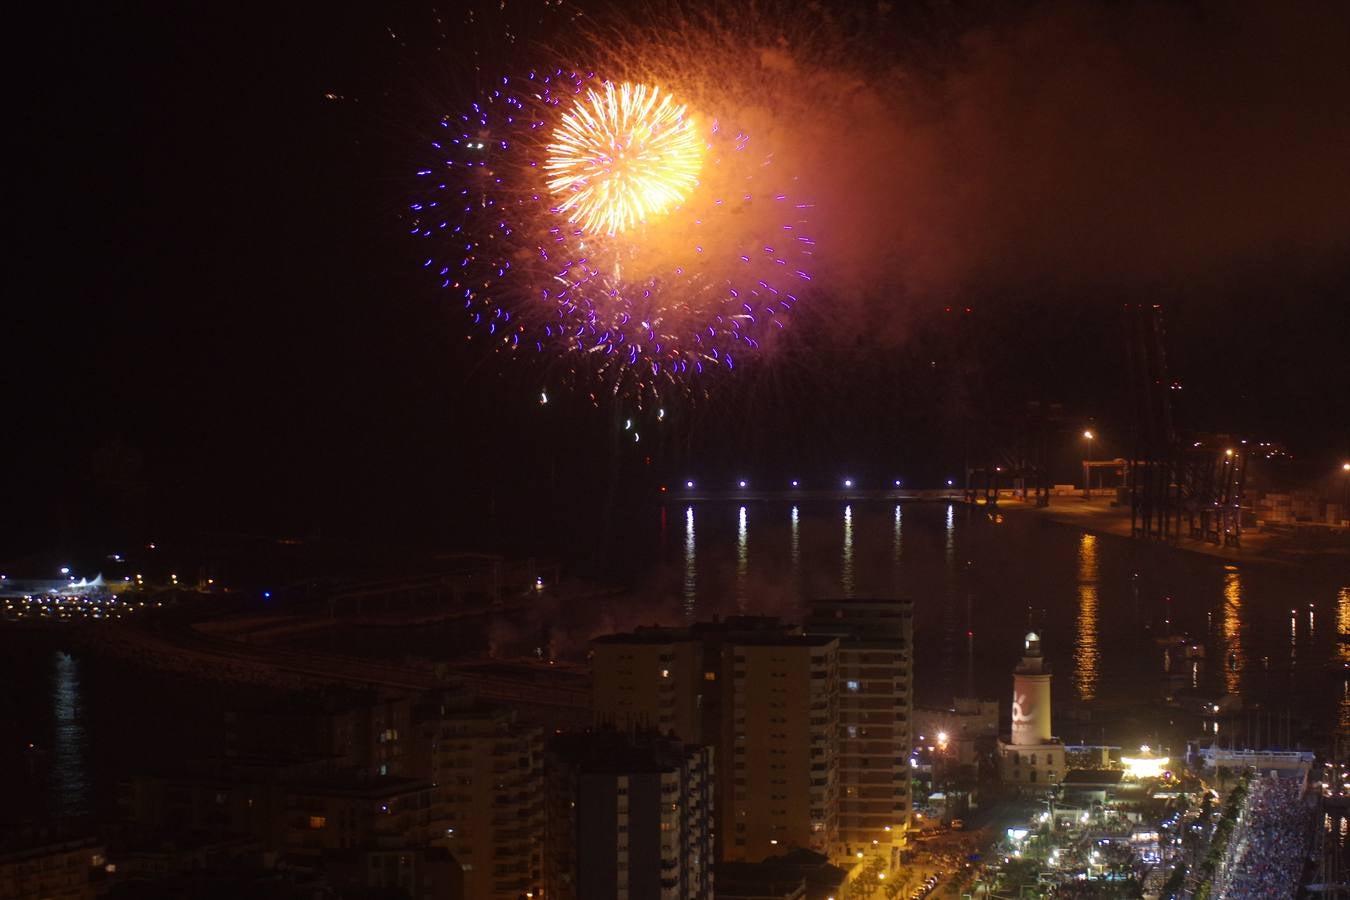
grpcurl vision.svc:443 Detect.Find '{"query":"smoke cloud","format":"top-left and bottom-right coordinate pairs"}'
top-left (814, 0), bottom-right (1350, 309)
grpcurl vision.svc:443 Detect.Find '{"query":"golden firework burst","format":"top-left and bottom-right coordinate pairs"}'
top-left (545, 81), bottom-right (703, 235)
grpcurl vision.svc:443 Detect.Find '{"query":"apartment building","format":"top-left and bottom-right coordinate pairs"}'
top-left (805, 598), bottom-right (914, 860)
top-left (544, 730), bottom-right (714, 900)
top-left (409, 694), bottom-right (543, 900)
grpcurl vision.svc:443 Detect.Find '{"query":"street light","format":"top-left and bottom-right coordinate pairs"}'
top-left (1340, 464), bottom-right (1350, 522)
top-left (1082, 430), bottom-right (1095, 498)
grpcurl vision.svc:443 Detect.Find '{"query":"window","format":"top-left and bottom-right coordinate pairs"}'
top-left (846, 680), bottom-right (860, 692)
top-left (309, 816), bottom-right (327, 829)
top-left (704, 671), bottom-right (717, 681)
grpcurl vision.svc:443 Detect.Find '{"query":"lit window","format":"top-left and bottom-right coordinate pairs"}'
top-left (846, 680), bottom-right (860, 692)
top-left (309, 816), bottom-right (327, 829)
top-left (704, 671), bottom-right (716, 681)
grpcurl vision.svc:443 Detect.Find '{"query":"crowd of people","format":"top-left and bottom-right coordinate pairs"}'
top-left (1214, 774), bottom-right (1313, 898)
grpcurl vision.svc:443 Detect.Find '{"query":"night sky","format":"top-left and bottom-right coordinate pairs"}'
top-left (6, 0), bottom-right (1349, 560)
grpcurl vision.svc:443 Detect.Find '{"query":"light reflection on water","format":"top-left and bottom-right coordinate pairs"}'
top-left (9, 503), bottom-right (1348, 821)
top-left (646, 501), bottom-right (1340, 734)
top-left (891, 504), bottom-right (901, 566)
top-left (51, 651), bottom-right (89, 819)
top-left (944, 503), bottom-right (955, 568)
top-left (1222, 567), bottom-right (1244, 696)
top-left (736, 505), bottom-right (748, 612)
top-left (1339, 587), bottom-right (1350, 737)
top-left (683, 506), bottom-right (696, 619)
top-left (842, 505), bottom-right (854, 598)
top-left (790, 505), bottom-right (800, 583)
top-left (1074, 533), bottom-right (1100, 702)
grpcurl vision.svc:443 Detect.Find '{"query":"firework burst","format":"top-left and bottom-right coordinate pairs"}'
top-left (545, 81), bottom-right (704, 236)
top-left (410, 20), bottom-right (822, 407)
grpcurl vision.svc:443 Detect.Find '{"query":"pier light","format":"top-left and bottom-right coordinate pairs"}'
top-left (686, 480), bottom-right (694, 489)
top-left (946, 479), bottom-right (954, 486)
top-left (843, 478), bottom-right (853, 488)
top-left (791, 480), bottom-right (799, 487)
top-left (738, 480), bottom-right (747, 488)
top-left (1342, 462), bottom-right (1349, 472)
top-left (60, 566), bottom-right (70, 575)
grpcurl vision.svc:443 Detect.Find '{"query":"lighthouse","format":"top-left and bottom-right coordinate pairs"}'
top-left (997, 632), bottom-right (1065, 786)
top-left (1011, 632), bottom-right (1052, 745)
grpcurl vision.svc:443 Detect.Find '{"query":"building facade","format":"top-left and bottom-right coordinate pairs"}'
top-left (805, 598), bottom-right (914, 860)
top-left (591, 633), bottom-right (704, 741)
top-left (914, 698), bottom-right (999, 768)
top-left (545, 730), bottom-right (714, 900)
top-left (225, 689), bottom-right (410, 778)
top-left (728, 635), bottom-right (839, 862)
top-left (409, 694), bottom-right (543, 900)
top-left (591, 619), bottom-right (842, 865)
top-left (0, 837), bottom-right (106, 900)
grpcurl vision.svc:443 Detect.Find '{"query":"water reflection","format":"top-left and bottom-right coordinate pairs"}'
top-left (892, 505), bottom-right (903, 593)
top-left (683, 506), bottom-right (696, 619)
top-left (1222, 566), bottom-right (1244, 695)
top-left (842, 505), bottom-right (854, 598)
top-left (1074, 533), bottom-right (1100, 702)
top-left (944, 504), bottom-right (955, 568)
top-left (645, 501), bottom-right (1340, 733)
top-left (736, 505), bottom-right (749, 612)
top-left (1291, 608), bottom-right (1298, 669)
top-left (1339, 587), bottom-right (1350, 736)
top-left (52, 651), bottom-right (89, 819)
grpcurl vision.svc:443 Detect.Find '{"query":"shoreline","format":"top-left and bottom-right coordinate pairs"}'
top-left (1001, 496), bottom-right (1349, 569)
